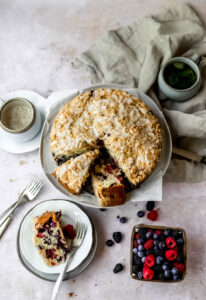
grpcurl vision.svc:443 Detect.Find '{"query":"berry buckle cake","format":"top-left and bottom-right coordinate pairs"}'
top-left (131, 225), bottom-right (186, 282)
top-left (50, 88), bottom-right (163, 207)
top-left (33, 211), bottom-right (70, 266)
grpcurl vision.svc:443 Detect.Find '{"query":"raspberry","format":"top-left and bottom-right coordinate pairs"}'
top-left (165, 250), bottom-right (178, 261)
top-left (63, 224), bottom-right (75, 239)
top-left (174, 263), bottom-right (186, 273)
top-left (147, 210), bottom-right (158, 221)
top-left (166, 237), bottom-right (177, 249)
top-left (143, 265), bottom-right (154, 280)
top-left (144, 239), bottom-right (154, 249)
top-left (133, 240), bottom-right (138, 248)
top-left (135, 233), bottom-right (140, 239)
top-left (37, 232), bottom-right (45, 238)
top-left (105, 164), bottom-right (113, 174)
top-left (155, 230), bottom-right (162, 235)
top-left (145, 254), bottom-right (155, 267)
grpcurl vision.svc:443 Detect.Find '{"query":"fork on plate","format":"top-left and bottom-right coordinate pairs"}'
top-left (51, 222), bottom-right (87, 300)
top-left (0, 176), bottom-right (43, 237)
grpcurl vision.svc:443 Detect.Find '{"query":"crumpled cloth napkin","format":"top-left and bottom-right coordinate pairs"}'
top-left (72, 4), bottom-right (206, 183)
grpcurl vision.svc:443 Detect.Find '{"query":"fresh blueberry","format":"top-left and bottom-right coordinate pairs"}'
top-left (177, 238), bottom-right (184, 244)
top-left (163, 229), bottom-right (171, 236)
top-left (153, 233), bottom-right (158, 239)
top-left (164, 270), bottom-right (171, 278)
top-left (153, 246), bottom-right (158, 250)
top-left (106, 240), bottom-right (114, 247)
top-left (171, 267), bottom-right (178, 275)
top-left (138, 271), bottom-right (143, 279)
top-left (146, 232), bottom-right (152, 239)
top-left (162, 264), bottom-right (169, 271)
top-left (141, 256), bottom-right (146, 263)
top-left (156, 256), bottom-right (164, 264)
top-left (146, 201), bottom-right (155, 211)
top-left (138, 245), bottom-right (144, 251)
top-left (137, 238), bottom-right (144, 244)
top-left (137, 211), bottom-right (145, 218)
top-left (132, 248), bottom-right (138, 254)
top-left (154, 240), bottom-right (159, 246)
top-left (120, 217), bottom-right (127, 223)
top-left (159, 242), bottom-right (166, 249)
top-left (173, 274), bottom-right (180, 281)
top-left (137, 251), bottom-right (144, 258)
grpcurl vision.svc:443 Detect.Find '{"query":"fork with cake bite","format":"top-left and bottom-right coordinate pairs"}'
top-left (51, 222), bottom-right (87, 300)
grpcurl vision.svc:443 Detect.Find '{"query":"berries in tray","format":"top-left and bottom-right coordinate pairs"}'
top-left (131, 225), bottom-right (186, 282)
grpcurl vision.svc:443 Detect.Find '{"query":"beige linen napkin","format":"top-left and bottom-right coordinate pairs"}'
top-left (72, 4), bottom-right (206, 183)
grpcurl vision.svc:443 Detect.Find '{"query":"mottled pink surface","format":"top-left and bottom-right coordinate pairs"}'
top-left (0, 1), bottom-right (206, 299)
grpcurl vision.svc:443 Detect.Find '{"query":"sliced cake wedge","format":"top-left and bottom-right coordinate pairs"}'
top-left (91, 159), bottom-right (126, 207)
top-left (53, 149), bottom-right (99, 195)
top-left (33, 211), bottom-right (69, 266)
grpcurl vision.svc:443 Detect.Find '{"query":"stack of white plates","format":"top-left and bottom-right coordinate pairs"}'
top-left (16, 199), bottom-right (97, 281)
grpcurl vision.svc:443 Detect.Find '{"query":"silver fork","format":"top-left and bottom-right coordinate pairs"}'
top-left (51, 222), bottom-right (87, 300)
top-left (0, 177), bottom-right (43, 237)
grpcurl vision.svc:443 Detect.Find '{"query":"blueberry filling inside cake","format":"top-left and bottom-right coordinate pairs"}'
top-left (33, 211), bottom-right (69, 266)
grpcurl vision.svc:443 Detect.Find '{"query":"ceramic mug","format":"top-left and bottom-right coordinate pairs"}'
top-left (0, 97), bottom-right (42, 142)
top-left (158, 53), bottom-right (201, 101)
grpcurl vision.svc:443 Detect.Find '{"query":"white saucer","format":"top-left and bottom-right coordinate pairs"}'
top-left (0, 90), bottom-right (46, 154)
top-left (19, 199), bottom-right (93, 274)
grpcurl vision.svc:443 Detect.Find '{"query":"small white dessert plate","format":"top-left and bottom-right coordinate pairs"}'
top-left (0, 90), bottom-right (46, 154)
top-left (19, 199), bottom-right (93, 274)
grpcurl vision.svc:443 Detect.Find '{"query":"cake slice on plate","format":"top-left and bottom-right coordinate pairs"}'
top-left (91, 159), bottom-right (126, 207)
top-left (52, 149), bottom-right (99, 195)
top-left (33, 211), bottom-right (69, 266)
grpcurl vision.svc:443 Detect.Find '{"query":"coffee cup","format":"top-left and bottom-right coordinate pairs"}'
top-left (158, 53), bottom-right (201, 101)
top-left (0, 97), bottom-right (42, 142)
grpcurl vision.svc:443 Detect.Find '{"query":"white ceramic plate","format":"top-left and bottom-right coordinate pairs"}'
top-left (0, 90), bottom-right (46, 153)
top-left (40, 84), bottom-right (172, 208)
top-left (19, 199), bottom-right (93, 274)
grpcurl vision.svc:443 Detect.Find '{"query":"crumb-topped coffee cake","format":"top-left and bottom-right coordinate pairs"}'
top-left (50, 88), bottom-right (162, 206)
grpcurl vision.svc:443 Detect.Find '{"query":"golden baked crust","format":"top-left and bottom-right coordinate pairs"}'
top-left (91, 160), bottom-right (126, 207)
top-left (53, 150), bottom-right (99, 195)
top-left (50, 88), bottom-right (162, 186)
top-left (33, 211), bottom-right (69, 266)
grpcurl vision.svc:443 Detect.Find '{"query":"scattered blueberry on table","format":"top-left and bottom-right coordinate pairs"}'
top-left (120, 217), bottom-right (127, 223)
top-left (137, 210), bottom-right (145, 218)
top-left (106, 240), bottom-right (114, 247)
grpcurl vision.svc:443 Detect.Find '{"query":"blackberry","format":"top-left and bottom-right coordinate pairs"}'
top-left (113, 232), bottom-right (122, 243)
top-left (146, 201), bottom-right (155, 211)
top-left (113, 263), bottom-right (123, 273)
top-left (159, 272), bottom-right (167, 281)
top-left (145, 249), bottom-right (153, 256)
top-left (132, 263), bottom-right (142, 273)
top-left (132, 265), bottom-right (139, 274)
top-left (171, 230), bottom-right (179, 238)
top-left (153, 249), bottom-right (165, 257)
top-left (176, 254), bottom-right (184, 263)
top-left (153, 265), bottom-right (162, 273)
top-left (133, 254), bottom-right (142, 266)
top-left (158, 235), bottom-right (165, 242)
top-left (139, 228), bottom-right (147, 239)
top-left (106, 240), bottom-right (114, 247)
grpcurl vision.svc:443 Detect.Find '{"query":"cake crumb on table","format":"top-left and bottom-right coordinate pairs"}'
top-left (68, 292), bottom-right (74, 297)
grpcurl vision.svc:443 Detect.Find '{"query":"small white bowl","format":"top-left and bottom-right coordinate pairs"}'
top-left (158, 54), bottom-right (201, 101)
